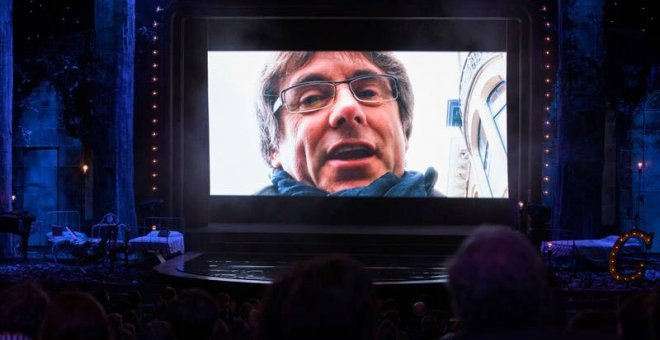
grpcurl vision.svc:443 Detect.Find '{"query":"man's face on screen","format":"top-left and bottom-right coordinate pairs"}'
top-left (270, 52), bottom-right (407, 193)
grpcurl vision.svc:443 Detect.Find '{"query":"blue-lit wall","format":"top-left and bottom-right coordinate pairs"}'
top-left (631, 92), bottom-right (660, 252)
top-left (12, 82), bottom-right (83, 245)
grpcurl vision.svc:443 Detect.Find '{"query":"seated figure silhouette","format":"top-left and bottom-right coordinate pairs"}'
top-left (258, 254), bottom-right (376, 340)
top-left (446, 225), bottom-right (570, 339)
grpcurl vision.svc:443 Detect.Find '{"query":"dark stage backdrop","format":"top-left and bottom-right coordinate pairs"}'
top-left (0, 1), bottom-right (13, 257)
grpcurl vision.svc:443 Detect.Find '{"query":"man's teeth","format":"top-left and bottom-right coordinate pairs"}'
top-left (336, 146), bottom-right (366, 154)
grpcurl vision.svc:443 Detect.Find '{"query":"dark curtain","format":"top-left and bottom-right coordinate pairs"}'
top-left (0, 1), bottom-right (13, 256)
top-left (92, 0), bottom-right (137, 228)
top-left (553, 0), bottom-right (606, 238)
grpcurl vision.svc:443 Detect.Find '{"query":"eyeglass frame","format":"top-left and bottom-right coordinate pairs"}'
top-left (271, 74), bottom-right (400, 115)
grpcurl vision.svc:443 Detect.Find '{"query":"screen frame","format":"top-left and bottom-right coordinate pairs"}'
top-left (206, 51), bottom-right (507, 197)
top-left (164, 1), bottom-right (538, 229)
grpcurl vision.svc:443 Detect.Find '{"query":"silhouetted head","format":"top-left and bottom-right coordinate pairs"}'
top-left (258, 254), bottom-right (376, 340)
top-left (39, 291), bottom-right (112, 340)
top-left (0, 282), bottom-right (50, 338)
top-left (447, 225), bottom-right (550, 334)
top-left (168, 288), bottom-right (220, 340)
top-left (617, 292), bottom-right (656, 340)
top-left (413, 301), bottom-right (427, 317)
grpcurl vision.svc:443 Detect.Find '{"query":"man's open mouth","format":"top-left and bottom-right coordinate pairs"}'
top-left (328, 145), bottom-right (375, 160)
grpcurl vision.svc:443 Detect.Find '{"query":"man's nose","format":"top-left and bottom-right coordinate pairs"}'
top-left (328, 85), bottom-right (367, 128)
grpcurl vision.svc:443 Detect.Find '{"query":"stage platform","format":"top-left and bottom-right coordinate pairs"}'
top-left (154, 251), bottom-right (450, 285)
top-left (165, 223), bottom-right (474, 285)
top-left (184, 223), bottom-right (477, 256)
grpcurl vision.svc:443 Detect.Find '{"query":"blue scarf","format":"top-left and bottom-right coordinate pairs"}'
top-left (270, 167), bottom-right (438, 197)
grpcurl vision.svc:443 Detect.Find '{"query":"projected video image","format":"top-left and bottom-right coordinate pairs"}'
top-left (208, 51), bottom-right (508, 198)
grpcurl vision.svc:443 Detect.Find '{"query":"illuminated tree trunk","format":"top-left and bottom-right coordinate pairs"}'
top-left (553, 0), bottom-right (606, 238)
top-left (92, 0), bottom-right (137, 228)
top-left (0, 1), bottom-right (13, 256)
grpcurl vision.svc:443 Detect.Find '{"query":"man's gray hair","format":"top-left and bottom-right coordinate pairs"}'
top-left (255, 51), bottom-right (414, 165)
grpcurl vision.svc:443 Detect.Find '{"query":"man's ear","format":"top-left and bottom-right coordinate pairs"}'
top-left (269, 148), bottom-right (282, 168)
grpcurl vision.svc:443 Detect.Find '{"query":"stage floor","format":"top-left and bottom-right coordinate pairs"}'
top-left (155, 252), bottom-right (449, 285)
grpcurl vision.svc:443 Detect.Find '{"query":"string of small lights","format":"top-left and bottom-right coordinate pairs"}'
top-left (540, 1), bottom-right (557, 203)
top-left (149, 3), bottom-right (166, 195)
top-left (609, 229), bottom-right (652, 281)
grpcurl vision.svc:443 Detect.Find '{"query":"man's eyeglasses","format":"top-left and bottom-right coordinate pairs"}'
top-left (272, 74), bottom-right (399, 114)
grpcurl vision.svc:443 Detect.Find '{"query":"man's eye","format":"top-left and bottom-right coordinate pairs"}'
top-left (300, 94), bottom-right (324, 106)
top-left (294, 86), bottom-right (333, 109)
top-left (356, 88), bottom-right (381, 100)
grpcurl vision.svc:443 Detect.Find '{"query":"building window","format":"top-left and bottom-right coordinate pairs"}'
top-left (446, 99), bottom-right (462, 127)
top-left (478, 121), bottom-right (489, 171)
top-left (487, 81), bottom-right (507, 150)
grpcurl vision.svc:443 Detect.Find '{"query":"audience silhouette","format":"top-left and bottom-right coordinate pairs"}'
top-left (445, 225), bottom-right (571, 339)
top-left (38, 291), bottom-right (113, 340)
top-left (617, 292), bottom-right (658, 340)
top-left (167, 288), bottom-right (224, 340)
top-left (258, 254), bottom-right (376, 340)
top-left (0, 282), bottom-right (50, 339)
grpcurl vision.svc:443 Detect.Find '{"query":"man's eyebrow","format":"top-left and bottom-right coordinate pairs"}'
top-left (290, 73), bottom-right (328, 86)
top-left (351, 69), bottom-right (380, 78)
top-left (290, 69), bottom-right (381, 86)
